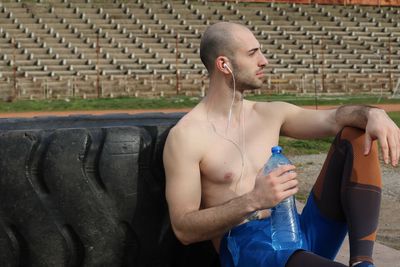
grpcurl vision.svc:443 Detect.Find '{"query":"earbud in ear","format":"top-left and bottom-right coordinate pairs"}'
top-left (223, 63), bottom-right (232, 73)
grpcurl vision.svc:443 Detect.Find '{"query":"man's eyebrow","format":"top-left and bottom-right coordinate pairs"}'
top-left (248, 47), bottom-right (261, 53)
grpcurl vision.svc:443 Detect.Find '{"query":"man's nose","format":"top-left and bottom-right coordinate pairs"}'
top-left (259, 55), bottom-right (269, 67)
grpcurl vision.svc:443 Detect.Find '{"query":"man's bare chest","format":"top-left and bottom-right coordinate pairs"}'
top-left (199, 120), bottom-right (281, 187)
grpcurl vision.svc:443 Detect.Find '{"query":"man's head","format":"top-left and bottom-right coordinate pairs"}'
top-left (200, 22), bottom-right (268, 90)
top-left (200, 22), bottom-right (244, 74)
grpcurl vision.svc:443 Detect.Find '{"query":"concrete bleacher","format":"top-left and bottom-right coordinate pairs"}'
top-left (0, 0), bottom-right (399, 100)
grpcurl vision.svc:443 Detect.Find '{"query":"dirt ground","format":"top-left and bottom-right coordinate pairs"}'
top-left (1, 103), bottom-right (399, 251)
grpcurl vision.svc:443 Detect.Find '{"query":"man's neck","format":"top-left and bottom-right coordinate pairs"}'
top-left (203, 83), bottom-right (244, 123)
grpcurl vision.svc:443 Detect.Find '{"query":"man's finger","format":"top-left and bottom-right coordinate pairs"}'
top-left (397, 131), bottom-right (400, 166)
top-left (271, 164), bottom-right (296, 176)
top-left (364, 132), bottom-right (372, 156)
top-left (378, 135), bottom-right (390, 164)
top-left (388, 134), bottom-right (397, 166)
top-left (393, 131), bottom-right (400, 166)
top-left (278, 171), bottom-right (298, 184)
top-left (279, 187), bottom-right (298, 201)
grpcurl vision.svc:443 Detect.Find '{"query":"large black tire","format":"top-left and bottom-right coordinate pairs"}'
top-left (0, 113), bottom-right (220, 267)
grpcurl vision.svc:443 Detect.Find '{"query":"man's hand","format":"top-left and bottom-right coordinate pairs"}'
top-left (251, 165), bottom-right (299, 210)
top-left (364, 108), bottom-right (400, 166)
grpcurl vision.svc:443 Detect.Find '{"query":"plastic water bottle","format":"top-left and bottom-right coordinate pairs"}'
top-left (263, 145), bottom-right (303, 250)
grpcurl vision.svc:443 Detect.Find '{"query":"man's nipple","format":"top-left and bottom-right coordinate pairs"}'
top-left (224, 172), bottom-right (234, 182)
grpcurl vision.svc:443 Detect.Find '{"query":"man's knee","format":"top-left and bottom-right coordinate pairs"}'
top-left (339, 126), bottom-right (378, 156)
top-left (338, 126), bottom-right (381, 187)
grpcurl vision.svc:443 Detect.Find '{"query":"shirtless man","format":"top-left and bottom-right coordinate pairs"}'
top-left (163, 22), bottom-right (400, 267)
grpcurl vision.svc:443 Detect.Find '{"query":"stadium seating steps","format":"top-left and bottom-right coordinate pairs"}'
top-left (0, 0), bottom-right (399, 99)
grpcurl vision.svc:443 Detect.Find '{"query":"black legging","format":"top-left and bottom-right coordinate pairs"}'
top-left (286, 127), bottom-right (382, 267)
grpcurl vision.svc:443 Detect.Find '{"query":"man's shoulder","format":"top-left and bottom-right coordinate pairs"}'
top-left (167, 110), bottom-right (210, 143)
top-left (176, 109), bottom-right (209, 130)
top-left (164, 111), bottom-right (210, 162)
top-left (251, 100), bottom-right (294, 114)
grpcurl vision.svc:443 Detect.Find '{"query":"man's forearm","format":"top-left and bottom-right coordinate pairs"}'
top-left (173, 192), bottom-right (258, 245)
top-left (335, 105), bottom-right (377, 130)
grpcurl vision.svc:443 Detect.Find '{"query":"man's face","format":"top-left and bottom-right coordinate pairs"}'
top-left (230, 29), bottom-right (268, 91)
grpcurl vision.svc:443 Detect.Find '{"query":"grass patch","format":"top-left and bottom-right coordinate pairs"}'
top-left (388, 112), bottom-right (400, 126)
top-left (0, 96), bottom-right (201, 113)
top-left (295, 192), bottom-right (309, 203)
top-left (279, 137), bottom-right (334, 156)
top-left (1, 95), bottom-right (399, 113)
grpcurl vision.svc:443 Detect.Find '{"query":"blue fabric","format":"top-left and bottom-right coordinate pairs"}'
top-left (300, 194), bottom-right (348, 260)
top-left (219, 194), bottom-right (348, 267)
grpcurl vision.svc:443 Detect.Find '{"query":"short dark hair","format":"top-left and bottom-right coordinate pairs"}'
top-left (200, 22), bottom-right (237, 73)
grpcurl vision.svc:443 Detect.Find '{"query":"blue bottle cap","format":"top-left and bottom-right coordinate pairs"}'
top-left (271, 146), bottom-right (282, 154)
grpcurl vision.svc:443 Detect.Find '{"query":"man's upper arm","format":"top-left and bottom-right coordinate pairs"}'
top-left (279, 102), bottom-right (340, 139)
top-left (163, 125), bottom-right (202, 231)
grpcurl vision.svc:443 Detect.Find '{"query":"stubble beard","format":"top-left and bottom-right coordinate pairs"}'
top-left (235, 72), bottom-right (264, 91)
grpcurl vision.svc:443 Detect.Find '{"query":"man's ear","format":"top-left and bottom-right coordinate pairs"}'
top-left (216, 56), bottom-right (231, 74)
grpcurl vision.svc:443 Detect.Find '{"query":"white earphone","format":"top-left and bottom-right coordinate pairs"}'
top-left (222, 61), bottom-right (245, 194)
top-left (223, 63), bottom-right (232, 73)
